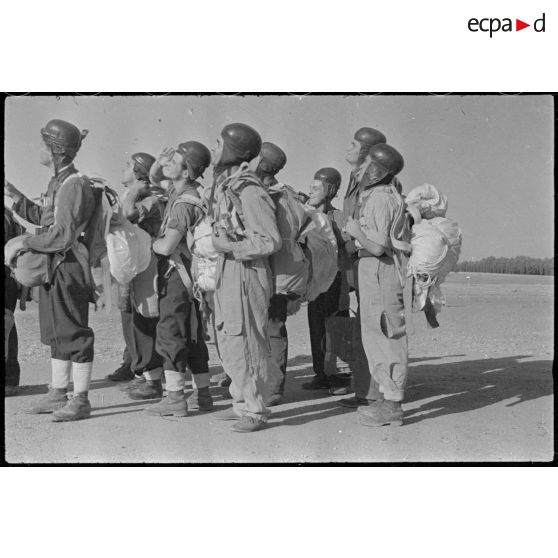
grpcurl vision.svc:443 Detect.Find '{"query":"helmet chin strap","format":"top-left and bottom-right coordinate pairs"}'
top-left (50, 145), bottom-right (62, 178)
top-left (215, 159), bottom-right (235, 176)
top-left (47, 142), bottom-right (70, 178)
top-left (185, 161), bottom-right (203, 183)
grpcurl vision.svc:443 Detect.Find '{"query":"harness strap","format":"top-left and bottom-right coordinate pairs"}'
top-left (9, 210), bottom-right (42, 234)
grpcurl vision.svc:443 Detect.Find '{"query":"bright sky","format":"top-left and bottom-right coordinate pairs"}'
top-left (4, 95), bottom-right (554, 260)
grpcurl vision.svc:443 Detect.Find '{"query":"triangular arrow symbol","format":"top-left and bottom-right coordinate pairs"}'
top-left (516, 19), bottom-right (530, 31)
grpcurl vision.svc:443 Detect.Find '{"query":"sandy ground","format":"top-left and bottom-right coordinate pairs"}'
top-left (3, 272), bottom-right (554, 463)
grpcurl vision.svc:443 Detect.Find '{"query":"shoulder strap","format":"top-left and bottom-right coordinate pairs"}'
top-left (162, 192), bottom-right (205, 235)
top-left (8, 209), bottom-right (42, 234)
top-left (174, 193), bottom-right (205, 211)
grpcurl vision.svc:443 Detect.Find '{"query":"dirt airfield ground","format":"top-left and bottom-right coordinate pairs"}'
top-left (4, 272), bottom-right (554, 463)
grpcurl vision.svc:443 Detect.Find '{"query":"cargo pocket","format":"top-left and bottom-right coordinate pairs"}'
top-left (380, 310), bottom-right (406, 339)
top-left (378, 259), bottom-right (406, 339)
top-left (215, 261), bottom-right (243, 336)
top-left (214, 300), bottom-right (243, 336)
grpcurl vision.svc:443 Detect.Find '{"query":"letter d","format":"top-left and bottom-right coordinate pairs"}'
top-left (534, 13), bottom-right (545, 32)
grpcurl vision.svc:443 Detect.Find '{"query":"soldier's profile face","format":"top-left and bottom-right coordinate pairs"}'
top-left (121, 159), bottom-right (135, 185)
top-left (162, 152), bottom-right (185, 180)
top-left (39, 140), bottom-right (52, 167)
top-left (307, 179), bottom-right (326, 207)
top-left (211, 137), bottom-right (223, 166)
top-left (345, 139), bottom-right (361, 165)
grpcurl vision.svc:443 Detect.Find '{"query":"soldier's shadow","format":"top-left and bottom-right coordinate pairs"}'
top-left (270, 400), bottom-right (351, 426)
top-left (402, 355), bottom-right (553, 425)
top-left (279, 354), bottom-right (553, 426)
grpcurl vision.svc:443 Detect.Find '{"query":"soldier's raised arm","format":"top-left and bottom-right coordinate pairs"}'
top-left (5, 180), bottom-right (43, 225)
top-left (149, 147), bottom-right (174, 188)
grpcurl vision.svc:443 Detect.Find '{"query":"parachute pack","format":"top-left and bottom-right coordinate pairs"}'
top-left (191, 216), bottom-right (218, 294)
top-left (297, 204), bottom-right (338, 302)
top-left (87, 176), bottom-right (152, 286)
top-left (404, 184), bottom-right (462, 320)
top-left (268, 182), bottom-right (339, 303)
top-left (358, 182), bottom-right (462, 326)
top-left (267, 183), bottom-right (311, 297)
top-left (205, 164), bottom-right (338, 305)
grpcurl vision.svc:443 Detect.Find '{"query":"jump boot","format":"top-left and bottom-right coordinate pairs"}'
top-left (214, 372), bottom-right (232, 388)
top-left (106, 361), bottom-right (134, 382)
top-left (358, 399), bottom-right (404, 427)
top-left (232, 415), bottom-right (268, 433)
top-left (52, 393), bottom-right (92, 422)
top-left (127, 379), bottom-right (163, 400)
top-left (145, 390), bottom-right (187, 417)
top-left (266, 393), bottom-right (286, 406)
top-left (187, 387), bottom-right (214, 412)
top-left (118, 374), bottom-right (146, 392)
top-left (25, 388), bottom-right (68, 414)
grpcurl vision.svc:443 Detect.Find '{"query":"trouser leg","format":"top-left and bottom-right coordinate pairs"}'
top-left (268, 324), bottom-right (288, 393)
top-left (352, 306), bottom-right (382, 400)
top-left (6, 321), bottom-right (21, 387)
top-left (268, 294), bottom-right (288, 395)
top-left (117, 282), bottom-right (133, 365)
top-left (121, 308), bottom-right (134, 362)
top-left (307, 273), bottom-right (344, 376)
top-left (5, 274), bottom-right (18, 383)
top-left (188, 300), bottom-right (211, 388)
top-left (129, 306), bottom-right (162, 376)
top-left (307, 298), bottom-right (326, 376)
top-left (39, 255), bottom-right (94, 363)
top-left (155, 269), bottom-right (209, 376)
top-left (349, 260), bottom-right (381, 400)
top-left (217, 331), bottom-right (270, 419)
top-left (358, 257), bottom-right (408, 402)
top-left (122, 346), bottom-right (131, 366)
top-left (214, 259), bottom-right (270, 420)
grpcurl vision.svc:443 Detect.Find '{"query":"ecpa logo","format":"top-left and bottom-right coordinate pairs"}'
top-left (468, 13), bottom-right (546, 37)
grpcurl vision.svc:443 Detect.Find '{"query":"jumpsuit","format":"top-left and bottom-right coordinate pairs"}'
top-left (356, 185), bottom-right (408, 401)
top-left (341, 164), bottom-right (382, 400)
top-left (212, 169), bottom-right (282, 419)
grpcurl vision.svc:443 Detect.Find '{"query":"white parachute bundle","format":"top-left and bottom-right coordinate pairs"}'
top-left (408, 218), bottom-right (462, 283)
top-left (301, 205), bottom-right (338, 303)
top-left (106, 218), bottom-right (152, 284)
top-left (191, 217), bottom-right (219, 294)
top-left (405, 184), bottom-right (462, 314)
top-left (405, 183), bottom-right (448, 220)
top-left (87, 175), bottom-right (152, 285)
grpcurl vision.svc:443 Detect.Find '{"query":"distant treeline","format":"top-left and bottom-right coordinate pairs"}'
top-left (455, 256), bottom-right (554, 276)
